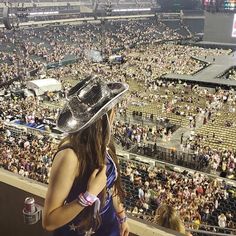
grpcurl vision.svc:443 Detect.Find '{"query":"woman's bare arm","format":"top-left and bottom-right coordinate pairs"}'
top-left (42, 148), bottom-right (84, 231)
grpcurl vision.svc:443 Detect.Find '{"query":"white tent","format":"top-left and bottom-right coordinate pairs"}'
top-left (26, 78), bottom-right (62, 96)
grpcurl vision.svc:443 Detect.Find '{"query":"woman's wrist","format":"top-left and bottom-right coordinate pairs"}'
top-left (77, 191), bottom-right (98, 207)
top-left (116, 209), bottom-right (127, 224)
top-left (77, 191), bottom-right (101, 218)
top-left (116, 215), bottom-right (127, 224)
top-left (86, 188), bottom-right (98, 197)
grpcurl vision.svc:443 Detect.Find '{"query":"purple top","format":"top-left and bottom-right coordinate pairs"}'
top-left (55, 149), bottom-right (118, 228)
top-left (53, 145), bottom-right (120, 236)
top-left (100, 152), bottom-right (118, 215)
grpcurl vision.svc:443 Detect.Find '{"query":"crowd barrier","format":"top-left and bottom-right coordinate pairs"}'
top-left (46, 57), bottom-right (79, 69)
top-left (116, 149), bottom-right (236, 188)
top-left (3, 121), bottom-right (63, 141)
top-left (129, 142), bottom-right (236, 181)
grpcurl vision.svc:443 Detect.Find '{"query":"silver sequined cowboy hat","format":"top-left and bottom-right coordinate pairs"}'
top-left (57, 76), bottom-right (129, 133)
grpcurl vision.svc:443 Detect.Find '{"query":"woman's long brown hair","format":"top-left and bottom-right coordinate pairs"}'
top-left (155, 205), bottom-right (186, 234)
top-left (58, 110), bottom-right (124, 232)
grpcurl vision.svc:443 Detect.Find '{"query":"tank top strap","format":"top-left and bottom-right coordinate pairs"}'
top-left (53, 144), bottom-right (75, 161)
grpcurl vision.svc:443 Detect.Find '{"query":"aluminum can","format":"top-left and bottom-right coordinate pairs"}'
top-left (24, 197), bottom-right (36, 213)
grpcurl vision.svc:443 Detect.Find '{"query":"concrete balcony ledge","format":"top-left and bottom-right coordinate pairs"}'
top-left (0, 169), bottom-right (183, 236)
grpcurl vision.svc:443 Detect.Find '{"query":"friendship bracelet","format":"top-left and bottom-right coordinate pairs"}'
top-left (77, 195), bottom-right (89, 207)
top-left (83, 191), bottom-right (98, 205)
top-left (77, 191), bottom-right (101, 218)
top-left (116, 215), bottom-right (127, 224)
top-left (77, 200), bottom-right (88, 208)
top-left (84, 191), bottom-right (101, 218)
top-left (81, 193), bottom-right (93, 205)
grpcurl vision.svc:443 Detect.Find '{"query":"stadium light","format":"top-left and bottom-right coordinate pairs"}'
top-left (112, 8), bottom-right (152, 12)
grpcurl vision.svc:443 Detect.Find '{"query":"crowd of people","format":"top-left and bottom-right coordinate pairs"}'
top-left (0, 124), bottom-right (235, 234)
top-left (1, 17), bottom-right (236, 235)
top-left (1, 19), bottom-right (230, 86)
top-left (114, 81), bottom-right (236, 176)
top-left (0, 22), bottom-right (235, 166)
top-left (120, 158), bottom-right (236, 234)
top-left (0, 96), bottom-right (59, 130)
top-left (0, 132), bottom-right (56, 184)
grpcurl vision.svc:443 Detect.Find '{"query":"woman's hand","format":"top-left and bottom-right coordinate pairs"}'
top-left (120, 221), bottom-right (129, 236)
top-left (87, 165), bottom-right (107, 196)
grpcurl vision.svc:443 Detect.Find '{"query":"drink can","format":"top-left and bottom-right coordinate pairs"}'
top-left (24, 197), bottom-right (36, 213)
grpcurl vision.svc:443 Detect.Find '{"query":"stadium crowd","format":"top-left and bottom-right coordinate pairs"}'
top-left (1, 17), bottom-right (236, 235)
top-left (0, 126), bottom-right (235, 234)
top-left (121, 158), bottom-right (236, 234)
top-left (0, 132), bottom-right (55, 184)
top-left (0, 19), bottom-right (231, 85)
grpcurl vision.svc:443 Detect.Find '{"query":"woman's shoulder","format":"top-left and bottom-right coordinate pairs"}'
top-left (52, 145), bottom-right (79, 176)
top-left (55, 141), bottom-right (75, 154)
top-left (54, 143), bottom-right (78, 162)
top-left (57, 146), bottom-right (77, 155)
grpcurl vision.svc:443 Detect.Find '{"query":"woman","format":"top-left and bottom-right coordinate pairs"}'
top-left (42, 77), bottom-right (129, 236)
top-left (154, 205), bottom-right (192, 236)
top-left (218, 213), bottom-right (227, 228)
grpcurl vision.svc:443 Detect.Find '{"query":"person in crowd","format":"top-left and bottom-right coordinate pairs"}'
top-left (218, 213), bottom-right (227, 228)
top-left (154, 205), bottom-right (192, 236)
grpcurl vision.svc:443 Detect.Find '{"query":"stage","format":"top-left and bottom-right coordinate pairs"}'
top-left (162, 52), bottom-right (236, 87)
top-left (196, 41), bottom-right (236, 49)
top-left (162, 11), bottom-right (236, 88)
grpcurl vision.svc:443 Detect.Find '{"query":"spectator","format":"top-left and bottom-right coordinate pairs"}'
top-left (218, 213), bottom-right (227, 228)
top-left (154, 205), bottom-right (192, 236)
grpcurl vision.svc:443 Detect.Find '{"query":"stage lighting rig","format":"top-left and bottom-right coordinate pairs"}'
top-left (3, 3), bottom-right (60, 30)
top-left (15, 3), bottom-right (29, 19)
top-left (3, 3), bottom-right (30, 30)
top-left (105, 1), bottom-right (112, 16)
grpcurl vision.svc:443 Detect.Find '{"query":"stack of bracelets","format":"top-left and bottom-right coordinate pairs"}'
top-left (77, 191), bottom-right (127, 224)
top-left (77, 191), bottom-right (101, 218)
top-left (116, 209), bottom-right (127, 224)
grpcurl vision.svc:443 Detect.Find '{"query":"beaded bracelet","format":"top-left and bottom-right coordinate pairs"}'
top-left (77, 194), bottom-right (89, 207)
top-left (77, 191), bottom-right (101, 218)
top-left (77, 193), bottom-right (91, 207)
top-left (116, 215), bottom-right (127, 224)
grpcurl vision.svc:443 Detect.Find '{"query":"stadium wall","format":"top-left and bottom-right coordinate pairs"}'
top-left (0, 169), bottom-right (183, 236)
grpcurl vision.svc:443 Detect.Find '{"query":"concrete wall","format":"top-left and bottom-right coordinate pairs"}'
top-left (0, 181), bottom-right (51, 236)
top-left (0, 169), bottom-right (182, 236)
